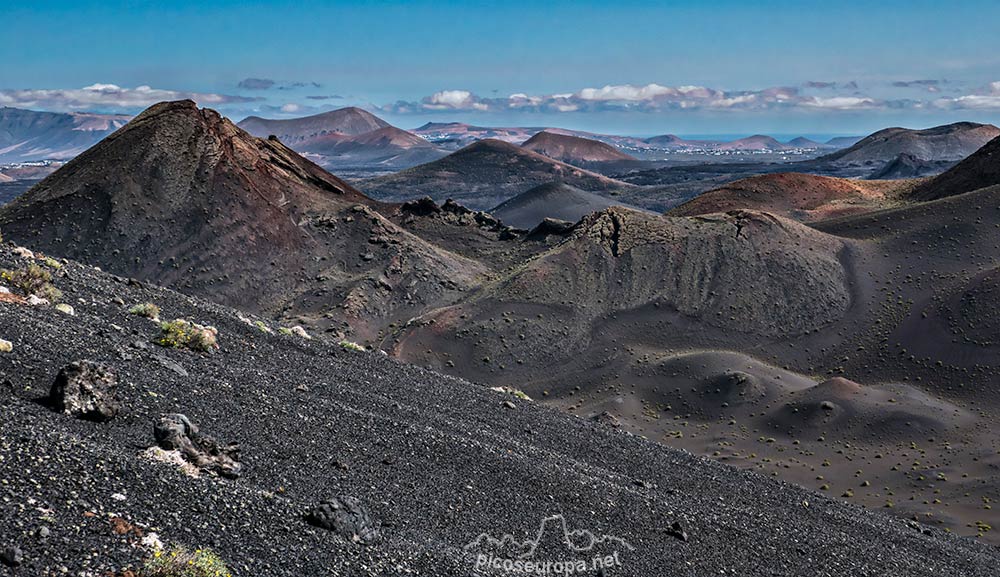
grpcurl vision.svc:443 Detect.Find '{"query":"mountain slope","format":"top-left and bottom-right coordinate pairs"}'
top-left (237, 107), bottom-right (391, 143)
top-left (909, 135), bottom-right (1000, 200)
top-left (667, 172), bottom-right (915, 221)
top-left (0, 100), bottom-right (485, 340)
top-left (2, 244), bottom-right (997, 575)
top-left (297, 125), bottom-right (447, 168)
top-left (716, 134), bottom-right (788, 151)
top-left (360, 138), bottom-right (630, 210)
top-left (490, 182), bottom-right (643, 229)
top-left (867, 153), bottom-right (953, 180)
top-left (520, 130), bottom-right (635, 164)
top-left (0, 107), bottom-right (130, 162)
top-left (820, 122), bottom-right (1000, 163)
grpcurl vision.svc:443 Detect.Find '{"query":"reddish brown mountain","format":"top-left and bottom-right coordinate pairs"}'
top-left (520, 130), bottom-right (635, 164)
top-left (715, 134), bottom-right (789, 151)
top-left (297, 125), bottom-right (446, 167)
top-left (237, 106), bottom-right (391, 143)
top-left (667, 173), bottom-right (914, 222)
top-left (360, 138), bottom-right (630, 210)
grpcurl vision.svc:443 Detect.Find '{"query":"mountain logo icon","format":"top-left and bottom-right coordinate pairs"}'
top-left (464, 514), bottom-right (635, 559)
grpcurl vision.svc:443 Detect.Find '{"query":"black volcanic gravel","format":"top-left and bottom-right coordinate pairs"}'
top-left (1, 244), bottom-right (999, 576)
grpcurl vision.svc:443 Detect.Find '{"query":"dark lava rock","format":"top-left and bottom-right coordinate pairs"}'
top-left (305, 496), bottom-right (379, 543)
top-left (441, 199), bottom-right (472, 215)
top-left (400, 196), bottom-right (441, 216)
top-left (1, 546), bottom-right (23, 567)
top-left (665, 520), bottom-right (688, 542)
top-left (48, 360), bottom-right (120, 422)
top-left (527, 217), bottom-right (575, 240)
top-left (153, 413), bottom-right (242, 478)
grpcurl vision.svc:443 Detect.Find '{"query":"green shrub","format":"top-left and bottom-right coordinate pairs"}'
top-left (156, 320), bottom-right (218, 352)
top-left (143, 545), bottom-right (232, 577)
top-left (129, 303), bottom-right (162, 320)
top-left (339, 340), bottom-right (365, 352)
top-left (43, 257), bottom-right (63, 270)
top-left (1, 263), bottom-right (62, 302)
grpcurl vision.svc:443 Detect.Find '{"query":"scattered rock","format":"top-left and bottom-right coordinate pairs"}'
top-left (305, 496), bottom-right (379, 543)
top-left (0, 339), bottom-right (11, 353)
top-left (528, 217), bottom-right (576, 239)
top-left (12, 246), bottom-right (34, 259)
top-left (0, 546), bottom-right (23, 567)
top-left (151, 353), bottom-right (189, 377)
top-left (153, 414), bottom-right (242, 478)
top-left (0, 286), bottom-right (9, 294)
top-left (820, 401), bottom-right (837, 411)
top-left (400, 196), bottom-right (441, 216)
top-left (54, 303), bottom-right (75, 316)
top-left (502, 400), bottom-right (517, 409)
top-left (665, 520), bottom-right (688, 542)
top-left (49, 361), bottom-right (120, 422)
top-left (27, 294), bottom-right (49, 306)
top-left (290, 326), bottom-right (312, 340)
top-left (590, 411), bottom-right (621, 428)
top-left (490, 386), bottom-right (532, 401)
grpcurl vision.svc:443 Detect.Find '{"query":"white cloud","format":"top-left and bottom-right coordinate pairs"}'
top-left (0, 84), bottom-right (259, 112)
top-left (933, 80), bottom-right (1000, 109)
top-left (280, 103), bottom-right (301, 113)
top-left (422, 89), bottom-right (488, 111)
top-left (799, 96), bottom-right (879, 110)
top-left (380, 82), bottom-right (927, 115)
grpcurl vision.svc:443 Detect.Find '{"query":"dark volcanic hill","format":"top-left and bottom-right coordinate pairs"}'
top-left (389, 195), bottom-right (1000, 541)
top-left (909, 135), bottom-right (1000, 200)
top-left (0, 107), bottom-right (130, 163)
top-left (520, 130), bottom-right (635, 164)
top-left (296, 125), bottom-right (447, 168)
top-left (820, 122), bottom-right (1000, 163)
top-left (0, 100), bottom-right (485, 340)
top-left (359, 138), bottom-right (630, 210)
top-left (867, 153), bottom-right (954, 180)
top-left (490, 182), bottom-right (644, 229)
top-left (667, 172), bottom-right (915, 222)
top-left (238, 106), bottom-right (391, 143)
top-left (2, 245), bottom-right (997, 575)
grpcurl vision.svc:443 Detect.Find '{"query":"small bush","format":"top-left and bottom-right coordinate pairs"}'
top-left (280, 326), bottom-right (311, 339)
top-left (156, 320), bottom-right (218, 352)
top-left (129, 303), bottom-right (162, 320)
top-left (339, 340), bottom-right (365, 352)
top-left (42, 257), bottom-right (62, 270)
top-left (1, 263), bottom-right (62, 302)
top-left (143, 545), bottom-right (232, 577)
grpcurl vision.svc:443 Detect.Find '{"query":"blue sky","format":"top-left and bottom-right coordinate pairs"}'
top-left (4, 0), bottom-right (1000, 135)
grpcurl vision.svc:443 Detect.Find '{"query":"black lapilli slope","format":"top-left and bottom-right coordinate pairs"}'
top-left (1, 244), bottom-right (997, 575)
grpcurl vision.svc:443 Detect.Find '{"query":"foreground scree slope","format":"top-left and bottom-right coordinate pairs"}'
top-left (1, 244), bottom-right (999, 575)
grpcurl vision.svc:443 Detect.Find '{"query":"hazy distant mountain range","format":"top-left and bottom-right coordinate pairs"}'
top-left (0, 107), bottom-right (129, 163)
top-left (2, 104), bottom-right (995, 185)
